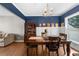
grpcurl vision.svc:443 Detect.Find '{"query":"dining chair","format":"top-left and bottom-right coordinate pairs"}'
top-left (26, 36), bottom-right (38, 56)
top-left (27, 43), bottom-right (38, 56)
top-left (41, 32), bottom-right (48, 55)
top-left (59, 33), bottom-right (67, 55)
top-left (46, 37), bottom-right (60, 56)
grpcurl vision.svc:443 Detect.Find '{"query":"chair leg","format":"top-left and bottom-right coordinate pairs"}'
top-left (63, 44), bottom-right (65, 55)
top-left (41, 45), bottom-right (44, 56)
top-left (56, 50), bottom-right (59, 56)
top-left (48, 51), bottom-right (50, 56)
top-left (30, 48), bottom-right (33, 56)
top-left (45, 47), bottom-right (48, 55)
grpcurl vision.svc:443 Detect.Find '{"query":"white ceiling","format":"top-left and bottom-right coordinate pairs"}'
top-left (13, 3), bottom-right (78, 16)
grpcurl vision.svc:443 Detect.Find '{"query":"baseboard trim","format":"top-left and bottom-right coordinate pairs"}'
top-left (70, 40), bottom-right (79, 44)
top-left (15, 40), bottom-right (24, 42)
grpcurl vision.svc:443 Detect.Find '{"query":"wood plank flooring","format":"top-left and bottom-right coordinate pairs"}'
top-left (0, 42), bottom-right (26, 56)
top-left (0, 42), bottom-right (78, 56)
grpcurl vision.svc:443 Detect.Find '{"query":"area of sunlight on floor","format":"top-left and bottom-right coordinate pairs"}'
top-left (70, 48), bottom-right (78, 56)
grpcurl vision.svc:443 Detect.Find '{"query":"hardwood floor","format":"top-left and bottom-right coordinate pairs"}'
top-left (0, 42), bottom-right (26, 56)
top-left (0, 42), bottom-right (78, 56)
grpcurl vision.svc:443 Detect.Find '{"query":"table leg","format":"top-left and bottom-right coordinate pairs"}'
top-left (63, 44), bottom-right (66, 55)
top-left (27, 47), bottom-right (29, 56)
top-left (36, 47), bottom-right (38, 56)
top-left (66, 42), bottom-right (70, 56)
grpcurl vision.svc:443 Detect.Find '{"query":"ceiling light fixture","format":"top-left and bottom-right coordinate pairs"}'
top-left (42, 4), bottom-right (53, 16)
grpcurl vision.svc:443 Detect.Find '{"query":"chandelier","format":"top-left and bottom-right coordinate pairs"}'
top-left (42, 4), bottom-right (53, 16)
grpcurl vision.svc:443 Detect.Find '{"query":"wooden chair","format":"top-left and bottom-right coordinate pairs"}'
top-left (46, 37), bottom-right (60, 56)
top-left (26, 36), bottom-right (38, 56)
top-left (26, 43), bottom-right (38, 56)
top-left (59, 33), bottom-right (67, 55)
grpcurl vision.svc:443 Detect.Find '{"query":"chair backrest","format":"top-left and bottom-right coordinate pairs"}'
top-left (48, 36), bottom-right (60, 41)
top-left (59, 33), bottom-right (67, 40)
top-left (47, 37), bottom-right (60, 50)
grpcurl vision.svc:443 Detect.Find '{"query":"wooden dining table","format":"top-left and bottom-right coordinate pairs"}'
top-left (26, 36), bottom-right (71, 56)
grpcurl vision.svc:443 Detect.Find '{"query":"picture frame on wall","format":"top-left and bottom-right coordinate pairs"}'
top-left (43, 23), bottom-right (46, 27)
top-left (47, 23), bottom-right (50, 27)
top-left (39, 23), bottom-right (42, 27)
top-left (56, 23), bottom-right (58, 27)
top-left (61, 23), bottom-right (64, 27)
top-left (54, 23), bottom-right (56, 27)
top-left (51, 23), bottom-right (54, 27)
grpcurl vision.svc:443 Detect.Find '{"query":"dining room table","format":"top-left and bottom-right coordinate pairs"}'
top-left (26, 36), bottom-right (71, 56)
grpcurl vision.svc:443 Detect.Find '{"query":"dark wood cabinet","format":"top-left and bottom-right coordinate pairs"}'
top-left (24, 21), bottom-right (36, 42)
